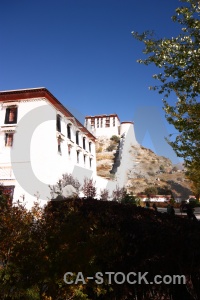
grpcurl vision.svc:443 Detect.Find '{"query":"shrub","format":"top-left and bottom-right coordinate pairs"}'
top-left (112, 186), bottom-right (126, 201)
top-left (147, 171), bottom-right (155, 176)
top-left (100, 188), bottom-right (109, 200)
top-left (110, 135), bottom-right (120, 143)
top-left (144, 186), bottom-right (158, 195)
top-left (121, 192), bottom-right (140, 205)
top-left (49, 173), bottom-right (81, 197)
top-left (106, 143), bottom-right (116, 152)
top-left (82, 177), bottom-right (96, 198)
top-left (159, 165), bottom-right (165, 172)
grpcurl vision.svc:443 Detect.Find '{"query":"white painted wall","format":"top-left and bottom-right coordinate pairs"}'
top-left (86, 115), bottom-right (121, 137)
top-left (115, 122), bottom-right (139, 187)
top-left (0, 97), bottom-right (97, 208)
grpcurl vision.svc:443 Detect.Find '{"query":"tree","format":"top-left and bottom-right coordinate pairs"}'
top-left (132, 0), bottom-right (200, 193)
top-left (82, 177), bottom-right (96, 198)
top-left (144, 186), bottom-right (158, 196)
top-left (100, 188), bottom-right (109, 200)
top-left (112, 185), bottom-right (126, 201)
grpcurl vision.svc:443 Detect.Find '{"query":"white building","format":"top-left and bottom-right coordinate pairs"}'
top-left (85, 114), bottom-right (121, 137)
top-left (0, 88), bottom-right (97, 208)
top-left (85, 114), bottom-right (139, 187)
top-left (0, 88), bottom-right (140, 207)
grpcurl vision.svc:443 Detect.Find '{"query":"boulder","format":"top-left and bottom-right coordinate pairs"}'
top-left (62, 185), bottom-right (78, 198)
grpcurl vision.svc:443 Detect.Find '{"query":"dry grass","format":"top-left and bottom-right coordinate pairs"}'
top-left (96, 153), bottom-right (114, 160)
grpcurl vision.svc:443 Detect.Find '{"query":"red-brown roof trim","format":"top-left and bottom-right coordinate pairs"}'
top-left (85, 113), bottom-right (120, 122)
top-left (121, 121), bottom-right (134, 124)
top-left (0, 87), bottom-right (95, 141)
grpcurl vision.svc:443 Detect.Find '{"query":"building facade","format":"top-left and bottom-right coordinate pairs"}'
top-left (0, 88), bottom-right (97, 207)
top-left (85, 114), bottom-right (139, 187)
top-left (85, 114), bottom-right (121, 137)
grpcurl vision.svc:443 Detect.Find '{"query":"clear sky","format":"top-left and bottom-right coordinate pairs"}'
top-left (0, 0), bottom-right (183, 163)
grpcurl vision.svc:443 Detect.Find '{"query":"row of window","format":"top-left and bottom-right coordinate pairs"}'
top-left (58, 143), bottom-right (92, 167)
top-left (57, 115), bottom-right (92, 152)
top-left (86, 117), bottom-right (116, 128)
top-left (2, 110), bottom-right (93, 153)
top-left (3, 132), bottom-right (92, 167)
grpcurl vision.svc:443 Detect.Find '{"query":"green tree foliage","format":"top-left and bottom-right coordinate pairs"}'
top-left (106, 143), bottom-right (116, 152)
top-left (120, 192), bottom-right (140, 205)
top-left (144, 186), bottom-right (158, 195)
top-left (110, 135), bottom-right (120, 143)
top-left (132, 0), bottom-right (200, 193)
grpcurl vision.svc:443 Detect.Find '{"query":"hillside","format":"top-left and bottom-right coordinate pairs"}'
top-left (96, 136), bottom-right (193, 199)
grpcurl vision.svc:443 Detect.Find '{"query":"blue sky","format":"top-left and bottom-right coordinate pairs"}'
top-left (1, 0), bottom-right (183, 163)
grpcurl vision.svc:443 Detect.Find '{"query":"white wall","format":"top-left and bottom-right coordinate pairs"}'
top-left (86, 116), bottom-right (121, 138)
top-left (0, 97), bottom-right (97, 208)
top-left (114, 122), bottom-right (139, 187)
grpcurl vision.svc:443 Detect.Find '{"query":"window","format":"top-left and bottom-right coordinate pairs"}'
top-left (0, 185), bottom-right (14, 206)
top-left (91, 119), bottom-right (95, 127)
top-left (106, 116), bottom-right (110, 127)
top-left (83, 137), bottom-right (86, 150)
top-left (56, 115), bottom-right (61, 132)
top-left (57, 136), bottom-right (62, 155)
top-left (5, 107), bottom-right (18, 124)
top-left (68, 144), bottom-right (72, 157)
top-left (67, 124), bottom-right (71, 139)
top-left (100, 118), bottom-right (103, 127)
top-left (113, 117), bottom-right (115, 127)
top-left (97, 118), bottom-right (99, 128)
top-left (5, 133), bottom-right (14, 147)
top-left (83, 154), bottom-right (86, 165)
top-left (76, 131), bottom-right (79, 145)
top-left (77, 151), bottom-right (80, 163)
top-left (89, 142), bottom-right (92, 153)
top-left (89, 158), bottom-right (92, 168)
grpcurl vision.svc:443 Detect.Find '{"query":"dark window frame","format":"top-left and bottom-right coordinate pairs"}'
top-left (56, 114), bottom-right (61, 132)
top-left (77, 150), bottom-right (80, 163)
top-left (89, 142), bottom-right (92, 153)
top-left (83, 137), bottom-right (86, 150)
top-left (5, 133), bottom-right (14, 147)
top-left (67, 124), bottom-right (71, 139)
top-left (4, 107), bottom-right (18, 124)
top-left (76, 131), bottom-right (79, 145)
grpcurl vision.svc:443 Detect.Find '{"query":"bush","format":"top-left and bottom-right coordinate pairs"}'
top-left (106, 143), bottom-right (116, 152)
top-left (147, 171), bottom-right (155, 176)
top-left (144, 186), bottom-right (158, 195)
top-left (82, 177), bottom-right (96, 198)
top-left (100, 188), bottom-right (109, 200)
top-left (110, 135), bottom-right (120, 143)
top-left (2, 198), bottom-right (200, 299)
top-left (159, 165), bottom-right (165, 172)
top-left (121, 192), bottom-right (140, 205)
top-left (49, 173), bottom-right (81, 197)
top-left (112, 186), bottom-right (126, 201)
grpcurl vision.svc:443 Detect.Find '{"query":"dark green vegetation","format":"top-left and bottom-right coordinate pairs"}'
top-left (1, 194), bottom-right (200, 299)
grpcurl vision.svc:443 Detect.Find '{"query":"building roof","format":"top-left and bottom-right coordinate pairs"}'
top-left (0, 87), bottom-right (95, 141)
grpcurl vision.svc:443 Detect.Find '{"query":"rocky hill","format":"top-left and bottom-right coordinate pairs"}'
top-left (96, 136), bottom-right (193, 199)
